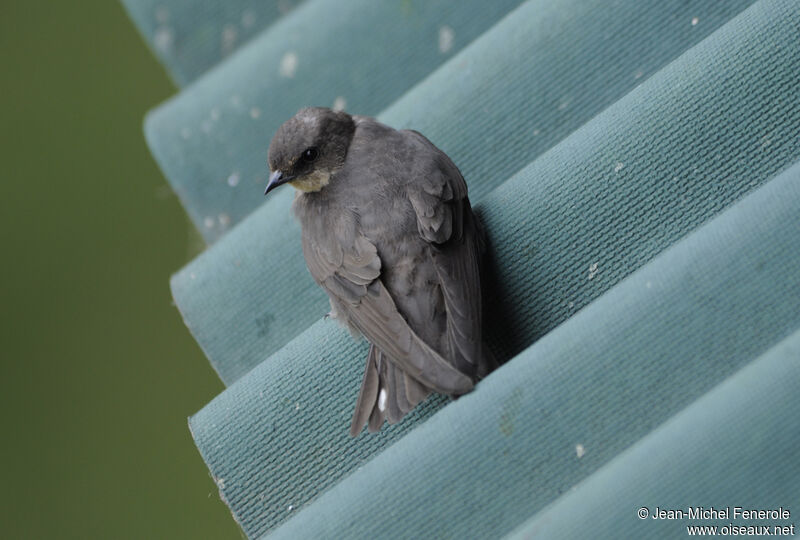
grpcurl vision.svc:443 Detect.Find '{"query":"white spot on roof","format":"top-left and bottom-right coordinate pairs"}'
top-left (241, 9), bottom-right (256, 29)
top-left (378, 389), bottom-right (387, 412)
top-left (438, 26), bottom-right (455, 54)
top-left (634, 70), bottom-right (644, 80)
top-left (588, 262), bottom-right (599, 280)
top-left (288, 504), bottom-right (294, 511)
top-left (250, 107), bottom-right (262, 119)
top-left (222, 24), bottom-right (238, 54)
top-left (218, 213), bottom-right (230, 227)
top-left (204, 217), bottom-right (214, 229)
top-left (227, 172), bottom-right (240, 187)
top-left (180, 127), bottom-right (192, 140)
top-left (646, 281), bottom-right (652, 289)
top-left (332, 96), bottom-right (347, 112)
top-left (154, 26), bottom-right (173, 52)
top-left (614, 161), bottom-right (624, 173)
top-left (279, 51), bottom-right (298, 78)
top-left (532, 129), bottom-right (541, 136)
top-left (691, 16), bottom-right (699, 26)
top-left (575, 444), bottom-right (586, 458)
top-left (558, 100), bottom-right (569, 111)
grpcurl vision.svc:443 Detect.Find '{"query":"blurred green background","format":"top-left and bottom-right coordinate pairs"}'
top-left (1, 2), bottom-right (241, 538)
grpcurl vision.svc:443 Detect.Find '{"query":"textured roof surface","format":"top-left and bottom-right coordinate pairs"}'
top-left (126, 0), bottom-right (800, 537)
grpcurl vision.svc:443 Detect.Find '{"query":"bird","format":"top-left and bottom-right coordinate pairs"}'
top-left (265, 107), bottom-right (495, 436)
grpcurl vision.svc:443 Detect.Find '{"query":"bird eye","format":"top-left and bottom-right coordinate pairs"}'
top-left (301, 147), bottom-right (319, 163)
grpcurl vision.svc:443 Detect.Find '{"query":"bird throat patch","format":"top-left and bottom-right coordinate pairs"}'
top-left (290, 170), bottom-right (331, 192)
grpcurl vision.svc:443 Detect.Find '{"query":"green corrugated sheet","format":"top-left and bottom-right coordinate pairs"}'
top-left (171, 0), bottom-right (759, 386)
top-left (124, 0), bottom-right (800, 537)
top-left (504, 327), bottom-right (800, 539)
top-left (191, 1), bottom-right (800, 534)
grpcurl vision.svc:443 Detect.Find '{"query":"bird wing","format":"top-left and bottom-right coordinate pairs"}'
top-left (403, 130), bottom-right (490, 378)
top-left (301, 223), bottom-right (474, 396)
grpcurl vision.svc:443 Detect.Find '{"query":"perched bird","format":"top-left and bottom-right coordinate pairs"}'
top-left (265, 107), bottom-right (495, 435)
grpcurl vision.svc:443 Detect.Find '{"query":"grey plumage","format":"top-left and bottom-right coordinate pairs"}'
top-left (266, 107), bottom-right (495, 436)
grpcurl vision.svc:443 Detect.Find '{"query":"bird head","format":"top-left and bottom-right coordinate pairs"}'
top-left (265, 107), bottom-right (356, 195)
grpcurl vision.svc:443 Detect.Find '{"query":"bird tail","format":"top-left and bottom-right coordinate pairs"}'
top-left (349, 345), bottom-right (431, 436)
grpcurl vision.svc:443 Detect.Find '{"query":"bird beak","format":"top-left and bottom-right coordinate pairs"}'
top-left (265, 170), bottom-right (294, 195)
